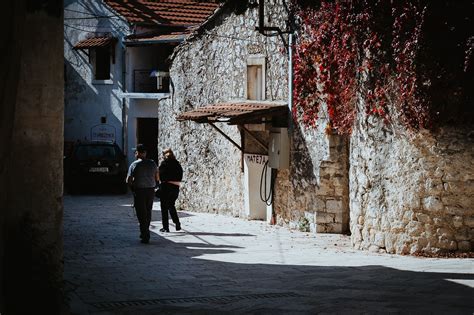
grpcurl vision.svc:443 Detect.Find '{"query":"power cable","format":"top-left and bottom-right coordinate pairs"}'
top-left (64, 23), bottom-right (129, 34)
top-left (65, 16), bottom-right (121, 20)
top-left (260, 160), bottom-right (276, 206)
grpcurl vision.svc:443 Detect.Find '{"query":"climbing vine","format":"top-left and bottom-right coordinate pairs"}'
top-left (291, 0), bottom-right (473, 134)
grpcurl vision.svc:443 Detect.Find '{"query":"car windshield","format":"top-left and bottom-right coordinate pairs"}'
top-left (75, 145), bottom-right (118, 160)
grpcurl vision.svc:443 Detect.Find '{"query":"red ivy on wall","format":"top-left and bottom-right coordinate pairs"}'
top-left (291, 0), bottom-right (434, 134)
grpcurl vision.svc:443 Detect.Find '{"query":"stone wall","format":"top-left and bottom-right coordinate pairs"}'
top-left (161, 1), bottom-right (473, 254)
top-left (0, 1), bottom-right (65, 313)
top-left (162, 1), bottom-right (350, 234)
top-left (159, 1), bottom-right (349, 232)
top-left (159, 1), bottom-right (290, 217)
top-left (350, 113), bottom-right (474, 254)
top-left (273, 118), bottom-right (350, 233)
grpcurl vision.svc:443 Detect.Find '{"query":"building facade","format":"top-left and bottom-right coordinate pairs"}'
top-left (64, 0), bottom-right (219, 163)
top-left (160, 0), bottom-right (473, 254)
top-left (64, 0), bottom-right (129, 152)
top-left (63, 0), bottom-right (472, 254)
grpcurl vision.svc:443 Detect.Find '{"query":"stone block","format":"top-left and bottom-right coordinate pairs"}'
top-left (384, 233), bottom-right (395, 253)
top-left (316, 223), bottom-right (329, 233)
top-left (366, 207), bottom-right (379, 219)
top-left (374, 232), bottom-right (385, 247)
top-left (436, 227), bottom-right (453, 237)
top-left (334, 211), bottom-right (343, 224)
top-left (390, 222), bottom-right (406, 234)
top-left (423, 196), bottom-right (444, 212)
top-left (458, 241), bottom-right (471, 251)
top-left (316, 211), bottom-right (334, 224)
top-left (351, 227), bottom-right (362, 243)
top-left (402, 210), bottom-right (415, 223)
top-left (442, 196), bottom-right (471, 208)
top-left (437, 239), bottom-right (458, 251)
top-left (316, 184), bottom-right (335, 196)
top-left (368, 245), bottom-right (380, 252)
top-left (415, 213), bottom-right (431, 223)
top-left (416, 236), bottom-right (429, 249)
top-left (351, 201), bottom-right (361, 216)
top-left (326, 199), bottom-right (342, 212)
top-left (452, 216), bottom-right (463, 228)
top-left (425, 178), bottom-right (444, 194)
top-left (443, 181), bottom-right (474, 192)
top-left (311, 198), bottom-right (326, 211)
top-left (455, 229), bottom-right (470, 241)
top-left (403, 193), bottom-right (421, 210)
top-left (443, 171), bottom-right (460, 181)
top-left (406, 221), bottom-right (424, 236)
top-left (465, 216), bottom-right (474, 228)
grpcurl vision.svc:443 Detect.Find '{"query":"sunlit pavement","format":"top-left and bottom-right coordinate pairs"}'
top-left (64, 194), bottom-right (474, 314)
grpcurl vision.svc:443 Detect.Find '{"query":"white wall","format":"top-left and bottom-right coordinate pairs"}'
top-left (125, 99), bottom-right (160, 161)
top-left (64, 0), bottom-right (130, 150)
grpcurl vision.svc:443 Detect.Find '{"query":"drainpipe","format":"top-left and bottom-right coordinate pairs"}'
top-left (288, 33), bottom-right (293, 133)
top-left (121, 43), bottom-right (127, 156)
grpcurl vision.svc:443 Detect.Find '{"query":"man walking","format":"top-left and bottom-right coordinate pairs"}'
top-left (126, 144), bottom-right (158, 244)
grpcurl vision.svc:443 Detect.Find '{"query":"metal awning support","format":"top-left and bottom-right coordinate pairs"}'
top-left (240, 125), bottom-right (267, 152)
top-left (209, 123), bottom-right (242, 151)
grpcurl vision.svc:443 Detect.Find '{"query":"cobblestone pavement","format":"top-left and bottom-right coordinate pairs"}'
top-left (64, 194), bottom-right (474, 314)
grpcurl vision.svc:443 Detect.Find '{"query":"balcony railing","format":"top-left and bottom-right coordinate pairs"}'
top-left (133, 69), bottom-right (170, 93)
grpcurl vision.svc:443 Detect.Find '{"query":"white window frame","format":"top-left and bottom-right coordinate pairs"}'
top-left (246, 55), bottom-right (266, 101)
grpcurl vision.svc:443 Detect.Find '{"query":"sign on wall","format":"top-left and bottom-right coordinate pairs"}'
top-left (243, 154), bottom-right (270, 221)
top-left (91, 124), bottom-right (116, 142)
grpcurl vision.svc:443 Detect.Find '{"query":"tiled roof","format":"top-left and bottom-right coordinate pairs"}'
top-left (73, 36), bottom-right (117, 49)
top-left (177, 101), bottom-right (289, 125)
top-left (104, 0), bottom-right (220, 26)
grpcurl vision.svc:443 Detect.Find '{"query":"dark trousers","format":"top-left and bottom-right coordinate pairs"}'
top-left (160, 183), bottom-right (180, 230)
top-left (134, 187), bottom-right (155, 240)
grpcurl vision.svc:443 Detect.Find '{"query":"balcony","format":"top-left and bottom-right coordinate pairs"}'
top-left (121, 69), bottom-right (170, 99)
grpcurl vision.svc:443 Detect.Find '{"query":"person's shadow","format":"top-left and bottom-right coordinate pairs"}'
top-left (63, 200), bottom-right (474, 314)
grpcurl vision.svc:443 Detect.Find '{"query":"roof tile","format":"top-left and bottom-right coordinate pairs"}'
top-left (105, 0), bottom-right (220, 26)
top-left (177, 101), bottom-right (289, 125)
top-left (73, 36), bottom-right (117, 49)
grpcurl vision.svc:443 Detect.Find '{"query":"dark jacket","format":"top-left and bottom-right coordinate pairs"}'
top-left (159, 158), bottom-right (183, 182)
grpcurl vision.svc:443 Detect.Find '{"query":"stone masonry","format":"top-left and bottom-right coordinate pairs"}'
top-left (350, 113), bottom-right (474, 254)
top-left (159, 0), bottom-right (350, 234)
top-left (158, 1), bottom-right (473, 254)
top-left (158, 1), bottom-right (289, 218)
top-left (1, 1), bottom-right (64, 313)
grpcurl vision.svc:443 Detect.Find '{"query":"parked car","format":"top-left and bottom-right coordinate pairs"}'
top-left (65, 142), bottom-right (128, 194)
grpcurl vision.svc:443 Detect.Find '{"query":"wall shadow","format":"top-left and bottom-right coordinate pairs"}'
top-left (64, 195), bottom-right (474, 314)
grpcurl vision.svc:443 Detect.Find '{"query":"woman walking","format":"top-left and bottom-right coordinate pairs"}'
top-left (158, 148), bottom-right (183, 232)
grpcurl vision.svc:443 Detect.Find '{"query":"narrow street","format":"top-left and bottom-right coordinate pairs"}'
top-left (64, 194), bottom-right (474, 314)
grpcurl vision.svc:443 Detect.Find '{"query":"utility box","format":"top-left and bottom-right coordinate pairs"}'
top-left (268, 128), bottom-right (289, 169)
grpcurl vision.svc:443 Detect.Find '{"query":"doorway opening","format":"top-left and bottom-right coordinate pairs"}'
top-left (136, 118), bottom-right (158, 164)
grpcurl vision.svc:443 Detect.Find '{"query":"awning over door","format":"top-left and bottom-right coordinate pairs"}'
top-left (176, 100), bottom-right (288, 125)
top-left (73, 36), bottom-right (117, 49)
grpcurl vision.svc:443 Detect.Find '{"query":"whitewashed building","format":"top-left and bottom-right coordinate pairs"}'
top-left (64, 0), bottom-right (219, 163)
